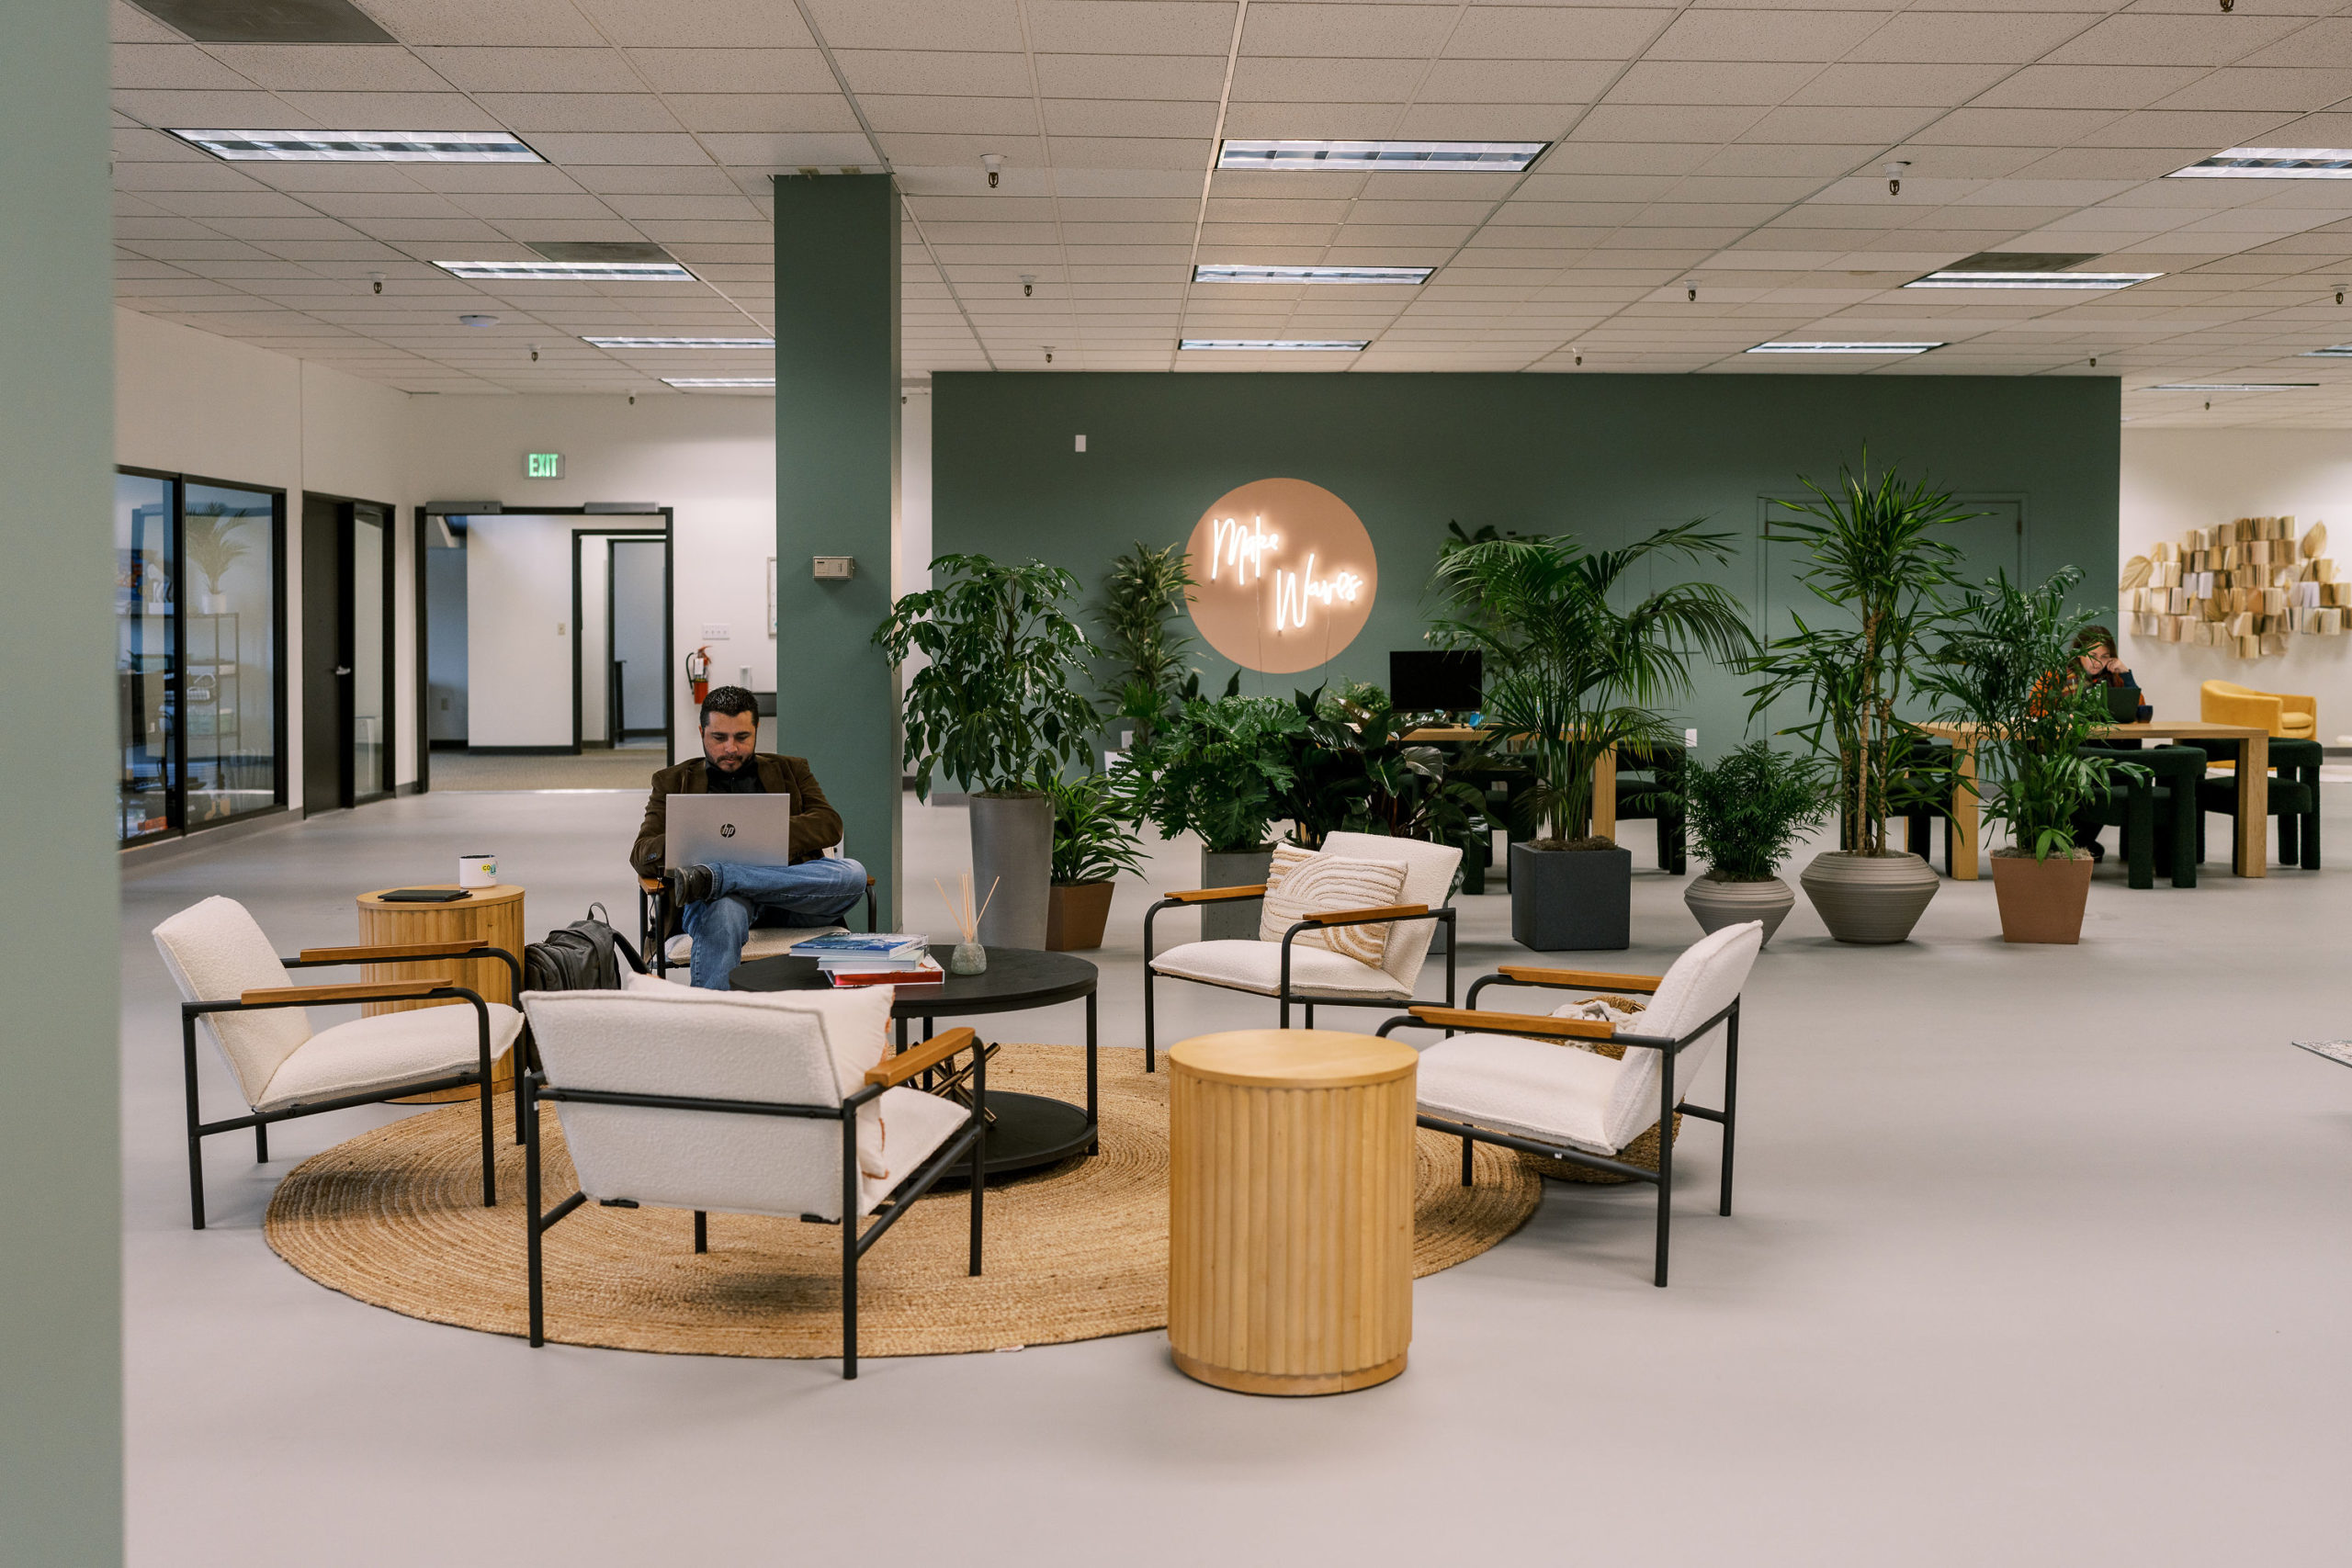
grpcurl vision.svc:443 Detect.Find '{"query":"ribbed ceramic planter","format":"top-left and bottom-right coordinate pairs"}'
top-left (969, 791), bottom-right (1052, 949)
top-left (1798, 850), bottom-right (1939, 944)
top-left (1199, 848), bottom-right (1274, 941)
top-left (1510, 842), bottom-right (1633, 952)
top-left (1990, 849), bottom-right (2093, 944)
top-left (1683, 873), bottom-right (1796, 946)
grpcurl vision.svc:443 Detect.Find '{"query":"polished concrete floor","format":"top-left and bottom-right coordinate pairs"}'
top-left (426, 739), bottom-right (669, 792)
top-left (119, 788), bottom-right (2351, 1566)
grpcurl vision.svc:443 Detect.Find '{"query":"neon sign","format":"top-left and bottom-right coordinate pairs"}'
top-left (1185, 479), bottom-right (1379, 674)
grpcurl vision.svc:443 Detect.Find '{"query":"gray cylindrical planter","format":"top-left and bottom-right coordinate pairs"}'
top-left (1510, 842), bottom-right (1633, 951)
top-left (1684, 873), bottom-right (1797, 946)
top-left (969, 791), bottom-right (1052, 949)
top-left (1199, 847), bottom-right (1274, 941)
top-left (1797, 850), bottom-right (1939, 944)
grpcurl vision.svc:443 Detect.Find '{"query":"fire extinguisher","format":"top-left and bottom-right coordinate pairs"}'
top-left (685, 645), bottom-right (711, 705)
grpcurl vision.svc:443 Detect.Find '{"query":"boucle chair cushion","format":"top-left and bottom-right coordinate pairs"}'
top-left (153, 896), bottom-right (312, 1106)
top-left (524, 985), bottom-right (935, 1220)
top-left (1150, 938), bottom-right (1408, 998)
top-left (1318, 831), bottom-right (1461, 987)
top-left (256, 1003), bottom-right (525, 1112)
top-left (1257, 844), bottom-right (1410, 965)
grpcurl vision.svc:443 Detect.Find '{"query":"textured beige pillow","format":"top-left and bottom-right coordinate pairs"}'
top-left (1258, 843), bottom-right (1410, 967)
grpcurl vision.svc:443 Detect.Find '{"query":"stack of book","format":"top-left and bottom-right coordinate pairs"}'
top-left (792, 931), bottom-right (943, 987)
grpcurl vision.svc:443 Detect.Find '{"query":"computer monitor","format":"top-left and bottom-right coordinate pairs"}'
top-left (1390, 650), bottom-right (1482, 712)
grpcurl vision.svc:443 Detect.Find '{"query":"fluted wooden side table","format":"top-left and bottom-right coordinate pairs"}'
top-left (356, 884), bottom-right (526, 1103)
top-left (1166, 1029), bottom-right (1418, 1396)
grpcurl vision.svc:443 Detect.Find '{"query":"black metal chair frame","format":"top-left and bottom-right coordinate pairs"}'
top-left (521, 1029), bottom-right (986, 1380)
top-left (1611, 743), bottom-right (1689, 876)
top-left (1139, 897), bottom-right (1457, 1073)
top-left (178, 942), bottom-right (522, 1230)
top-left (639, 874), bottom-right (879, 979)
top-left (1375, 970), bottom-right (1741, 1287)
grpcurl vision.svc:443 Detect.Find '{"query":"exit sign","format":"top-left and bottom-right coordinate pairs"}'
top-left (525, 452), bottom-right (562, 479)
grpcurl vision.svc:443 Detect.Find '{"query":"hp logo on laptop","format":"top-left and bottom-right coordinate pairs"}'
top-left (719, 822), bottom-right (735, 838)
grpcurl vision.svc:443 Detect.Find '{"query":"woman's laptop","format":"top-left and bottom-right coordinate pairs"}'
top-left (665, 795), bottom-right (792, 870)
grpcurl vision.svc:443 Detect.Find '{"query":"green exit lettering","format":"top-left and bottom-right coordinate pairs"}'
top-left (526, 452), bottom-right (561, 479)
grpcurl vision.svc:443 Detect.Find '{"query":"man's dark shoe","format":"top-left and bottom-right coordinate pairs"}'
top-left (665, 863), bottom-right (716, 907)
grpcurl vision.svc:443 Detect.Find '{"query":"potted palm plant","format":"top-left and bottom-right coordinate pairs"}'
top-left (1045, 771), bottom-right (1148, 950)
top-left (875, 554), bottom-right (1098, 948)
top-left (1918, 568), bottom-right (2147, 943)
top-left (1430, 524), bottom-right (1754, 951)
top-left (1680, 740), bottom-right (1834, 946)
top-left (1114, 672), bottom-right (1305, 940)
top-left (1744, 459), bottom-right (1970, 944)
top-left (1097, 541), bottom-right (1195, 750)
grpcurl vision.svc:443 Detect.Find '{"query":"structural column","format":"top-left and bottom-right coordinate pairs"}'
top-left (773, 174), bottom-right (901, 923)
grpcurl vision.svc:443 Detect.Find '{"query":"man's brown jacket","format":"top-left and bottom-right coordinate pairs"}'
top-left (628, 754), bottom-right (844, 881)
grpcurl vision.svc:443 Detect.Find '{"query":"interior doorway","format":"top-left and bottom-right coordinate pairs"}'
top-left (573, 528), bottom-right (669, 751)
top-left (300, 492), bottom-right (393, 816)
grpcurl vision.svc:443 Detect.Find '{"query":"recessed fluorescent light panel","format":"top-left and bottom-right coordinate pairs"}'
top-left (1746, 342), bottom-right (1944, 355)
top-left (2144, 382), bottom-right (2314, 392)
top-left (168, 129), bottom-right (540, 163)
top-left (1193, 265), bottom-right (1433, 284)
top-left (2170, 149), bottom-right (2352, 179)
top-left (1217, 140), bottom-right (1545, 173)
top-left (1905, 270), bottom-right (2158, 289)
top-left (663, 378), bottom-right (775, 389)
top-left (435, 261), bottom-right (696, 281)
top-left (1178, 339), bottom-right (1369, 351)
top-left (584, 336), bottom-right (773, 349)
top-left (2301, 344), bottom-right (2352, 356)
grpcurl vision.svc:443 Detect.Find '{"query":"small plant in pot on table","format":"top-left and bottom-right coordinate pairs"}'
top-left (875, 553), bottom-right (1099, 949)
top-left (1743, 458), bottom-right (1971, 944)
top-left (1430, 524), bottom-right (1754, 951)
top-left (1045, 771), bottom-right (1148, 951)
top-left (1918, 567), bottom-right (2147, 944)
top-left (1681, 740), bottom-right (1834, 946)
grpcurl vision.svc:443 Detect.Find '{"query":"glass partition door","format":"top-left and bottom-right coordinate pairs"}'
top-left (116, 472), bottom-right (176, 842)
top-left (352, 504), bottom-right (389, 801)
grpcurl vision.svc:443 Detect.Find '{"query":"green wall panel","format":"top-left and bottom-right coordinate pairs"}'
top-left (933, 372), bottom-right (2119, 757)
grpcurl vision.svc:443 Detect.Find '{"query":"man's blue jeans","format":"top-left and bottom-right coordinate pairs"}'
top-left (682, 857), bottom-right (868, 988)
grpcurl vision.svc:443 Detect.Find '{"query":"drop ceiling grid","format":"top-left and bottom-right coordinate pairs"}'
top-left (86, 0), bottom-right (2352, 409)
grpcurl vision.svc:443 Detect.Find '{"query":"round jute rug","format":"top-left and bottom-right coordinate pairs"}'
top-left (266, 1044), bottom-right (1543, 1359)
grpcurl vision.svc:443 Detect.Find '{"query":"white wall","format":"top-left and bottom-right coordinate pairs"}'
top-left (2120, 428), bottom-right (2352, 743)
top-left (463, 516), bottom-right (581, 749)
top-left (114, 309), bottom-right (420, 802)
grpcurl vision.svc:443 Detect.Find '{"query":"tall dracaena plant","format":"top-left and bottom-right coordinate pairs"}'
top-left (874, 553), bottom-right (1099, 800)
top-left (1097, 541), bottom-right (1196, 743)
top-left (1744, 459), bottom-right (1970, 856)
top-left (1430, 524), bottom-right (1755, 846)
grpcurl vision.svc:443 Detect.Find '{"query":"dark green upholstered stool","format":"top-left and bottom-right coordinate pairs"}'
top-left (1894, 736), bottom-right (1960, 874)
top-left (1612, 743), bottom-right (1687, 875)
top-left (2075, 744), bottom-right (2201, 889)
top-left (2186, 737), bottom-right (2322, 871)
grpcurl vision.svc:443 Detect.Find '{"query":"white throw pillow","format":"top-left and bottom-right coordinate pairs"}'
top-left (1258, 844), bottom-right (1410, 966)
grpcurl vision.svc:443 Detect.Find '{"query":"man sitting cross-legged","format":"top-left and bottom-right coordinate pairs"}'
top-left (629, 685), bottom-right (868, 988)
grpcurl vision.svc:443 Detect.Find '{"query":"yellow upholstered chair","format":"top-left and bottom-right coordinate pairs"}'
top-left (2201, 680), bottom-right (2317, 744)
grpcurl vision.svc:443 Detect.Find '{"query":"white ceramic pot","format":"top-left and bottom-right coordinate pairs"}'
top-left (1683, 873), bottom-right (1796, 946)
top-left (1797, 850), bottom-right (1939, 944)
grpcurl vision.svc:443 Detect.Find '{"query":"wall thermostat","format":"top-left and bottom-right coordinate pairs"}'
top-left (813, 556), bottom-right (855, 581)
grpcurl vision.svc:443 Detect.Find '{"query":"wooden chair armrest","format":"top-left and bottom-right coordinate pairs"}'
top-left (1409, 1005), bottom-right (1615, 1041)
top-left (240, 976), bottom-right (457, 1005)
top-left (1496, 964), bottom-right (1664, 994)
top-left (866, 1027), bottom-right (978, 1088)
top-left (639, 876), bottom-right (663, 893)
top-left (1302, 902), bottom-right (1427, 925)
top-left (297, 939), bottom-right (489, 964)
top-left (1165, 885), bottom-right (1269, 904)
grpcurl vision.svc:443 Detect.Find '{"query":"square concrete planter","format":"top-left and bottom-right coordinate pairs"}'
top-left (1510, 841), bottom-right (1632, 951)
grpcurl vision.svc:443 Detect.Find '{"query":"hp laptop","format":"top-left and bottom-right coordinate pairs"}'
top-left (664, 795), bottom-right (792, 871)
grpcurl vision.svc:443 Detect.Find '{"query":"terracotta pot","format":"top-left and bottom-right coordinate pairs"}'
top-left (1046, 880), bottom-right (1115, 951)
top-left (1798, 850), bottom-right (1939, 944)
top-left (1990, 849), bottom-right (2093, 944)
top-left (1684, 873), bottom-right (1795, 946)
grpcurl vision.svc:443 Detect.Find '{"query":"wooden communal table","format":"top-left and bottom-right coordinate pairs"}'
top-left (356, 883), bottom-right (526, 1101)
top-left (1922, 720), bottom-right (2271, 881)
top-left (1166, 1029), bottom-right (1419, 1396)
top-left (1403, 727), bottom-right (1620, 839)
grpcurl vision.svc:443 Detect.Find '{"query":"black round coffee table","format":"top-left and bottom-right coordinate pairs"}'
top-left (729, 946), bottom-right (1098, 1180)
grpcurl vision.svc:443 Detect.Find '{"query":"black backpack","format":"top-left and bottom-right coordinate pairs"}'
top-left (523, 903), bottom-right (646, 992)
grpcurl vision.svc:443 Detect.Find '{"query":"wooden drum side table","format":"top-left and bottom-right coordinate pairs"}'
top-left (1167, 1029), bottom-right (1419, 1396)
top-left (356, 884), bottom-right (526, 1102)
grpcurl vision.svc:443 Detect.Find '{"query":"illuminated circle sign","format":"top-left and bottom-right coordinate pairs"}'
top-left (1182, 478), bottom-right (1379, 674)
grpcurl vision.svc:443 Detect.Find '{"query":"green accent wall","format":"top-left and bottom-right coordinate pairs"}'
top-left (0, 0), bottom-right (121, 1561)
top-left (933, 372), bottom-right (2120, 756)
top-left (774, 175), bottom-right (900, 921)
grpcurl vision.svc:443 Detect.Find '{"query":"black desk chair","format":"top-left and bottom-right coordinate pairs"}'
top-left (1612, 743), bottom-right (1687, 874)
top-left (2075, 743), bottom-right (2201, 888)
top-left (2184, 737), bottom-right (2323, 871)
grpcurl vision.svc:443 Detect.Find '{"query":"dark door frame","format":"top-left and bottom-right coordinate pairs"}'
top-left (413, 505), bottom-right (675, 793)
top-left (302, 490), bottom-right (395, 815)
top-left (571, 525), bottom-right (673, 752)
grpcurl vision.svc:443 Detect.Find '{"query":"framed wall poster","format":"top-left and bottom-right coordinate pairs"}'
top-left (767, 557), bottom-right (776, 637)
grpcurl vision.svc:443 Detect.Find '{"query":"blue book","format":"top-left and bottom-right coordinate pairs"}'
top-left (793, 931), bottom-right (928, 958)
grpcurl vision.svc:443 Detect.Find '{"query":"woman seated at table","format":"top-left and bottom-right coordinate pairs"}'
top-left (2069, 626), bottom-right (2151, 862)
